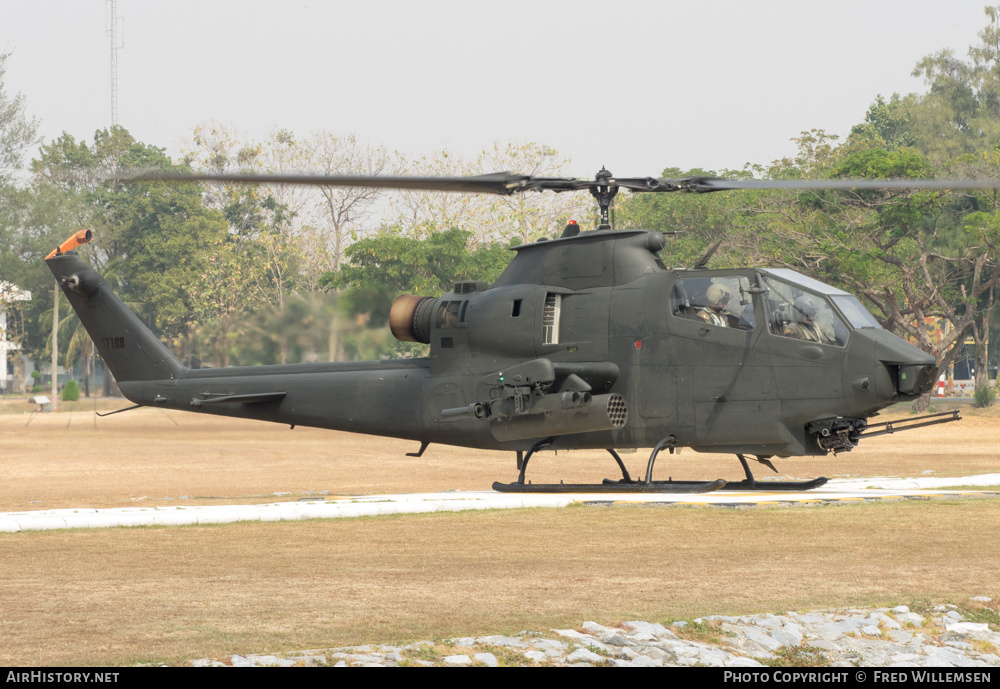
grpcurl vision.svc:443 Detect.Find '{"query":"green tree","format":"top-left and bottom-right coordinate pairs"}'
top-left (888, 6), bottom-right (1000, 164)
top-left (844, 94), bottom-right (916, 153)
top-left (328, 228), bottom-right (514, 294)
top-left (0, 182), bottom-right (83, 364)
top-left (0, 55), bottom-right (75, 379)
top-left (32, 127), bottom-right (230, 340)
top-left (319, 229), bottom-right (515, 359)
top-left (61, 379), bottom-right (79, 402)
top-left (616, 166), bottom-right (757, 269)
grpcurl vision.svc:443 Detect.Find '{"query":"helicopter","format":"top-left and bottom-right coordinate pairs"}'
top-left (44, 168), bottom-right (974, 494)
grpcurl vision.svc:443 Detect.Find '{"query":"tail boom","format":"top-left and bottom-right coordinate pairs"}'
top-left (45, 248), bottom-right (437, 442)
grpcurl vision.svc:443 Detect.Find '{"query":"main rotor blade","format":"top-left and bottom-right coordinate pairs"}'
top-left (116, 169), bottom-right (1000, 195)
top-left (674, 177), bottom-right (1000, 192)
top-left (117, 170), bottom-right (545, 195)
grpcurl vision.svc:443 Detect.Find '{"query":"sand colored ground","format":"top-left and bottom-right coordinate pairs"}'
top-left (0, 397), bottom-right (997, 666)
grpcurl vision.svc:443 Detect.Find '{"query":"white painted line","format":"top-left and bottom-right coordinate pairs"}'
top-left (0, 476), bottom-right (996, 533)
top-left (825, 473), bottom-right (1000, 491)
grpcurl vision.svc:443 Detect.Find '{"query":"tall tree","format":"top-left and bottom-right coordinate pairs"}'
top-left (32, 128), bottom-right (230, 341)
top-left (0, 51), bottom-right (63, 379)
top-left (389, 142), bottom-right (592, 246)
top-left (0, 52), bottom-right (39, 186)
top-left (301, 132), bottom-right (390, 272)
top-left (897, 5), bottom-right (1000, 163)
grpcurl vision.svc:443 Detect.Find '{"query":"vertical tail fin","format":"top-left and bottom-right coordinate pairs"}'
top-left (46, 251), bottom-right (186, 384)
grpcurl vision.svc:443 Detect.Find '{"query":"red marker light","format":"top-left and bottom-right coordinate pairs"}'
top-left (634, 338), bottom-right (643, 350)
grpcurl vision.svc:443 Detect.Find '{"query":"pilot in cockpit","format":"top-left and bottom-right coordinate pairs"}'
top-left (695, 283), bottom-right (732, 327)
top-left (782, 296), bottom-right (833, 344)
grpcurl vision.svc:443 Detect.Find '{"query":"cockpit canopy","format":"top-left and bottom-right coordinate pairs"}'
top-left (759, 269), bottom-right (883, 330)
top-left (671, 268), bottom-right (883, 347)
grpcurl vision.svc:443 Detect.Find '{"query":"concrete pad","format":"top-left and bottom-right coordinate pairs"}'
top-left (0, 475), bottom-right (997, 532)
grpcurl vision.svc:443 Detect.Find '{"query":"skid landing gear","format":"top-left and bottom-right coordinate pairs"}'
top-left (721, 454), bottom-right (829, 491)
top-left (492, 442), bottom-right (830, 494)
top-left (492, 436), bottom-right (727, 494)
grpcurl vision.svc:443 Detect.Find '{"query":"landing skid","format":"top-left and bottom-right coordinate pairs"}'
top-left (492, 478), bottom-right (727, 494)
top-left (492, 442), bottom-right (829, 494)
top-left (723, 477), bottom-right (829, 491)
top-left (494, 436), bottom-right (730, 494)
top-left (725, 454), bottom-right (829, 491)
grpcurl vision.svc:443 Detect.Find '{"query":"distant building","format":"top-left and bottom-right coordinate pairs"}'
top-left (1, 281), bottom-right (32, 394)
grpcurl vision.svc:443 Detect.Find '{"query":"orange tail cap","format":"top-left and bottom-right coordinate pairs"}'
top-left (46, 230), bottom-right (93, 259)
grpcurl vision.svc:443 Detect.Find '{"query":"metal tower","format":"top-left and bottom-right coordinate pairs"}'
top-left (108, 0), bottom-right (119, 127)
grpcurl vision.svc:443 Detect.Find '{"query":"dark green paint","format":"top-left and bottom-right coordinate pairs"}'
top-left (46, 227), bottom-right (935, 461)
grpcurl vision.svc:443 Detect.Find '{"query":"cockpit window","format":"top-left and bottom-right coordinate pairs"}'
top-left (672, 276), bottom-right (755, 330)
top-left (831, 296), bottom-right (883, 329)
top-left (762, 276), bottom-right (847, 346)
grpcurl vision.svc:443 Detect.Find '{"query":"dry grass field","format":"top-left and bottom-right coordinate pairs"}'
top-left (1, 397), bottom-right (998, 666)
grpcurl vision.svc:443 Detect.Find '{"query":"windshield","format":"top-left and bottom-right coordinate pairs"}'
top-left (831, 296), bottom-right (883, 329)
top-left (759, 269), bottom-right (850, 296)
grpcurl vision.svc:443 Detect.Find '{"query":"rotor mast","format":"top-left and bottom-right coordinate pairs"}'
top-left (589, 167), bottom-right (620, 231)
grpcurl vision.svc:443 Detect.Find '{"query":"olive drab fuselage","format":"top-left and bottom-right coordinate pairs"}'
top-left (46, 228), bottom-right (937, 458)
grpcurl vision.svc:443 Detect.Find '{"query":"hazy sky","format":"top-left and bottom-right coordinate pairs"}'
top-left (1, 1), bottom-right (994, 178)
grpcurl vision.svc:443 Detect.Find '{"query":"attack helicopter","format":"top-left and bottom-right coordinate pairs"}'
top-left (45, 168), bottom-right (976, 493)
